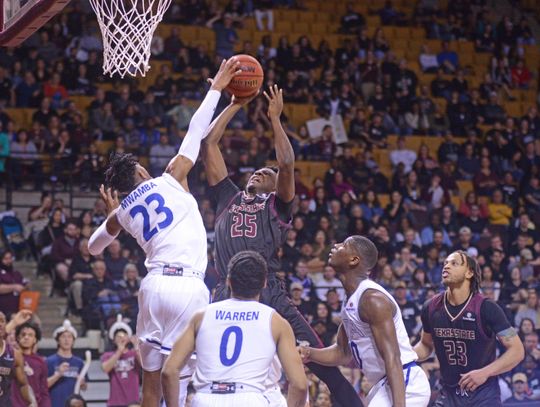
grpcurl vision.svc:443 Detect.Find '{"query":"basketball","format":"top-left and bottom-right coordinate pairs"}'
top-left (226, 54), bottom-right (264, 98)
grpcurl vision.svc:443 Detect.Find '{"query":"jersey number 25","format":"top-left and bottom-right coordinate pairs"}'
top-left (130, 193), bottom-right (173, 241)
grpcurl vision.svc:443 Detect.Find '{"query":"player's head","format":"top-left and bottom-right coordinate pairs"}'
top-left (442, 251), bottom-right (481, 293)
top-left (227, 250), bottom-right (268, 299)
top-left (16, 322), bottom-right (41, 351)
top-left (245, 166), bottom-right (278, 195)
top-left (105, 152), bottom-right (151, 194)
top-left (328, 235), bottom-right (378, 276)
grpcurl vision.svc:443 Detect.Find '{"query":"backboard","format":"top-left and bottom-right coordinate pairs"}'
top-left (0, 0), bottom-right (70, 46)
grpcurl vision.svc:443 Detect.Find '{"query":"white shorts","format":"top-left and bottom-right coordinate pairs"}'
top-left (137, 273), bottom-right (209, 372)
top-left (193, 392), bottom-right (269, 407)
top-left (367, 363), bottom-right (431, 407)
top-left (263, 384), bottom-right (287, 407)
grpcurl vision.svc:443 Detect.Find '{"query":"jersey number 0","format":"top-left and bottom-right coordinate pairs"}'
top-left (129, 193), bottom-right (174, 241)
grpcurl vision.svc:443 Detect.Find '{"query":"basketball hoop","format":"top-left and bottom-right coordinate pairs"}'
top-left (88, 0), bottom-right (172, 78)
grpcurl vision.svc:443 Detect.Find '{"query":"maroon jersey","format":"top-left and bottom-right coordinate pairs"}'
top-left (0, 342), bottom-right (14, 407)
top-left (422, 292), bottom-right (510, 390)
top-left (212, 177), bottom-right (291, 279)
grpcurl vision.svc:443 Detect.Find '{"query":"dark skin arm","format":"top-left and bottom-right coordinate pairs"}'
top-left (360, 289), bottom-right (406, 407)
top-left (14, 348), bottom-right (37, 406)
top-left (264, 85), bottom-right (295, 203)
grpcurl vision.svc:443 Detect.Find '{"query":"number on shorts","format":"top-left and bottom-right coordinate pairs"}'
top-left (129, 193), bottom-right (173, 241)
top-left (230, 213), bottom-right (257, 238)
top-left (443, 340), bottom-right (468, 366)
top-left (219, 326), bottom-right (243, 366)
top-left (349, 341), bottom-right (363, 369)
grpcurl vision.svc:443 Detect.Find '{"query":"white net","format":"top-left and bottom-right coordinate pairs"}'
top-left (88, 0), bottom-right (172, 78)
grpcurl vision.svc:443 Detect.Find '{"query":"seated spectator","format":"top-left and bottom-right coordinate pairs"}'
top-left (46, 320), bottom-right (86, 406)
top-left (82, 260), bottom-right (120, 330)
top-left (117, 263), bottom-right (141, 323)
top-left (314, 265), bottom-right (344, 302)
top-left (391, 247), bottom-right (418, 282)
top-left (101, 318), bottom-right (141, 407)
top-left (104, 239), bottom-right (129, 283)
top-left (0, 250), bottom-right (28, 318)
top-left (149, 133), bottom-right (176, 177)
top-left (437, 41), bottom-right (458, 73)
top-left (51, 220), bottom-right (80, 289)
top-left (473, 157), bottom-right (499, 197)
top-left (68, 238), bottom-right (94, 315)
top-left (515, 288), bottom-right (540, 328)
top-left (511, 60), bottom-right (532, 89)
top-left (419, 44), bottom-right (439, 73)
top-left (340, 2), bottom-right (365, 34)
top-left (504, 372), bottom-right (535, 404)
top-left (488, 189), bottom-right (513, 226)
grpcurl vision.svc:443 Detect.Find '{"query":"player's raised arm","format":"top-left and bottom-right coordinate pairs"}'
top-left (360, 290), bottom-right (406, 407)
top-left (203, 93), bottom-right (258, 186)
top-left (299, 323), bottom-right (352, 367)
top-left (165, 58), bottom-right (241, 190)
top-left (264, 85), bottom-right (295, 203)
top-left (88, 184), bottom-right (122, 255)
top-left (161, 311), bottom-right (204, 407)
top-left (273, 313), bottom-right (308, 407)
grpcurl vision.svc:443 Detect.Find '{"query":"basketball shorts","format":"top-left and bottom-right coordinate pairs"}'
top-left (367, 362), bottom-right (431, 407)
top-left (137, 272), bottom-right (209, 372)
top-left (192, 392), bottom-right (269, 407)
top-left (435, 381), bottom-right (502, 407)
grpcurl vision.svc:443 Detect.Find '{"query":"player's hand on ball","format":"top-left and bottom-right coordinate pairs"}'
top-left (210, 58), bottom-right (242, 92)
top-left (231, 91), bottom-right (259, 106)
top-left (100, 184), bottom-right (120, 214)
top-left (459, 369), bottom-right (488, 392)
top-left (263, 84), bottom-right (284, 119)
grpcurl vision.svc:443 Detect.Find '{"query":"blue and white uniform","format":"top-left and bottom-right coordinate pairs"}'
top-left (341, 279), bottom-right (430, 406)
top-left (193, 299), bottom-right (276, 406)
top-left (116, 173), bottom-right (209, 372)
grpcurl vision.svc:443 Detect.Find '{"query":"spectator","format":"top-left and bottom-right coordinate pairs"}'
top-left (81, 260), bottom-right (120, 330)
top-left (67, 238), bottom-right (94, 315)
top-left (437, 40), bottom-right (458, 73)
top-left (101, 317), bottom-right (141, 406)
top-left (149, 133), bottom-right (176, 177)
top-left (515, 288), bottom-right (540, 328)
top-left (254, 0), bottom-right (274, 31)
top-left (12, 322), bottom-right (50, 407)
top-left (47, 320), bottom-right (86, 407)
top-left (206, 13), bottom-right (239, 58)
top-left (0, 250), bottom-right (28, 318)
top-left (51, 220), bottom-right (80, 288)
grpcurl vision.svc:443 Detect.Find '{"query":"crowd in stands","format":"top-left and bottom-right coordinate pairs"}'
top-left (0, 0), bottom-right (540, 406)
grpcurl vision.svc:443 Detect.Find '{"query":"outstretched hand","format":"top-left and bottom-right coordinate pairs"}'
top-left (209, 57), bottom-right (242, 92)
top-left (263, 84), bottom-right (284, 119)
top-left (99, 184), bottom-right (120, 215)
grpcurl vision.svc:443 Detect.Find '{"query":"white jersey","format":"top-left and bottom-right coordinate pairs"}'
top-left (193, 299), bottom-right (276, 392)
top-left (116, 173), bottom-right (207, 275)
top-left (341, 279), bottom-right (417, 384)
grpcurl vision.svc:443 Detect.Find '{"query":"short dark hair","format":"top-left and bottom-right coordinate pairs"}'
top-left (228, 251), bottom-right (267, 298)
top-left (348, 235), bottom-right (379, 270)
top-left (105, 152), bottom-right (138, 193)
top-left (15, 322), bottom-right (42, 342)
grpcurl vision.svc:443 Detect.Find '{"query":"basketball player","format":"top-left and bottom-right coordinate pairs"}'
top-left (0, 311), bottom-right (37, 407)
top-left (88, 58), bottom-right (241, 407)
top-left (203, 85), bottom-right (363, 406)
top-left (413, 251), bottom-right (524, 406)
top-left (162, 251), bottom-right (308, 407)
top-left (299, 236), bottom-right (431, 407)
